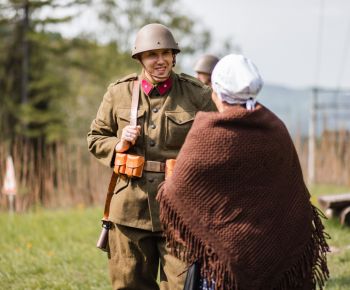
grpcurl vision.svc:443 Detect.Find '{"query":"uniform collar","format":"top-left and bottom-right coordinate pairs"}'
top-left (141, 75), bottom-right (172, 96)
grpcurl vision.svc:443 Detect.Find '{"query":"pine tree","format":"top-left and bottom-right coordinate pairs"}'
top-left (0, 0), bottom-right (90, 144)
top-left (0, 0), bottom-right (90, 205)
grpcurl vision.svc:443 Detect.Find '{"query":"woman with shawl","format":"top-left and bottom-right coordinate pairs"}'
top-left (157, 54), bottom-right (329, 290)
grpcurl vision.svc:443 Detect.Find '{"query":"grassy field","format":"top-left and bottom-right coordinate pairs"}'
top-left (308, 184), bottom-right (350, 290)
top-left (0, 206), bottom-right (110, 290)
top-left (0, 184), bottom-right (350, 290)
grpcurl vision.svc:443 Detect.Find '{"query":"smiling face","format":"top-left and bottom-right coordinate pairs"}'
top-left (139, 49), bottom-right (174, 83)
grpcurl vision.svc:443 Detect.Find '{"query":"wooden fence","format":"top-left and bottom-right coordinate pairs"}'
top-left (0, 138), bottom-right (110, 211)
top-left (0, 130), bottom-right (349, 212)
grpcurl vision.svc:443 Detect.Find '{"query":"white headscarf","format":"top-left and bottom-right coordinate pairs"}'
top-left (211, 54), bottom-right (263, 110)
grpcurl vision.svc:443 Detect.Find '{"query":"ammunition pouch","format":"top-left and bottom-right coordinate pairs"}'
top-left (114, 153), bottom-right (145, 178)
top-left (114, 153), bottom-right (127, 175)
top-left (114, 153), bottom-right (176, 179)
top-left (165, 159), bottom-right (176, 179)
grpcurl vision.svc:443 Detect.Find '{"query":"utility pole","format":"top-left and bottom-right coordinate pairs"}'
top-left (308, 88), bottom-right (318, 185)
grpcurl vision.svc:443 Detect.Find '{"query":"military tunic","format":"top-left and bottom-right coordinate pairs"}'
top-left (88, 71), bottom-right (215, 231)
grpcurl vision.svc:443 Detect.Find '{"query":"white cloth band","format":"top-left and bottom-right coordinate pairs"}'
top-left (212, 54), bottom-right (263, 108)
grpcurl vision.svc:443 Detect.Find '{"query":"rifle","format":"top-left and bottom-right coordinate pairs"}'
top-left (96, 172), bottom-right (118, 251)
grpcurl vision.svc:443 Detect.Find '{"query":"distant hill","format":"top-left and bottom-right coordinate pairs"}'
top-left (259, 84), bottom-right (312, 137)
top-left (259, 84), bottom-right (350, 137)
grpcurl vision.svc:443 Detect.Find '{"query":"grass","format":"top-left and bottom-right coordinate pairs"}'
top-left (0, 184), bottom-right (349, 290)
top-left (309, 184), bottom-right (350, 290)
top-left (0, 206), bottom-right (110, 290)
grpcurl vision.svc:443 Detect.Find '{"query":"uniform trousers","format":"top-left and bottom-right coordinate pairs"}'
top-left (108, 223), bottom-right (187, 290)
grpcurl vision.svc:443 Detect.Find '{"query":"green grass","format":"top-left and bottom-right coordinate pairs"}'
top-left (0, 206), bottom-right (110, 290)
top-left (309, 184), bottom-right (350, 290)
top-left (0, 184), bottom-right (350, 290)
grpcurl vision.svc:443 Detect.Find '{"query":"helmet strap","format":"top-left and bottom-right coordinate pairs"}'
top-left (138, 57), bottom-right (172, 84)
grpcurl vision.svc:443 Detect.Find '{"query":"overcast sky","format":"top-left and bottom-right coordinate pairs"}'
top-left (53, 0), bottom-right (350, 89)
top-left (179, 0), bottom-right (350, 89)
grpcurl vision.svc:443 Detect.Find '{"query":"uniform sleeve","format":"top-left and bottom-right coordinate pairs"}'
top-left (87, 88), bottom-right (119, 168)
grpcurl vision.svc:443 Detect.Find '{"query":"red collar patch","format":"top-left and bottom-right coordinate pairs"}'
top-left (141, 77), bottom-right (172, 96)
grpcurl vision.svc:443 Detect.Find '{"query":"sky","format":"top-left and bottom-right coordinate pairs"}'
top-left (51, 0), bottom-right (350, 90)
top-left (178, 0), bottom-right (350, 89)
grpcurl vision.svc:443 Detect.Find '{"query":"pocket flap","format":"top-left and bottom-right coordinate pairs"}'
top-left (165, 111), bottom-right (195, 125)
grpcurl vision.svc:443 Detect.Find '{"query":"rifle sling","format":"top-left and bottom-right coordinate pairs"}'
top-left (102, 79), bottom-right (140, 221)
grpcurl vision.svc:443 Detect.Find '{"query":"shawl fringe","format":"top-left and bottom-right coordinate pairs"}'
top-left (158, 189), bottom-right (330, 290)
top-left (158, 191), bottom-right (236, 290)
top-left (272, 205), bottom-right (330, 290)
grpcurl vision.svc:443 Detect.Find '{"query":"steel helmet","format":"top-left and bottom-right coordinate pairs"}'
top-left (194, 54), bottom-right (220, 74)
top-left (131, 23), bottom-right (180, 58)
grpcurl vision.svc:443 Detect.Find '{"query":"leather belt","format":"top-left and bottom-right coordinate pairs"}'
top-left (144, 161), bottom-right (165, 172)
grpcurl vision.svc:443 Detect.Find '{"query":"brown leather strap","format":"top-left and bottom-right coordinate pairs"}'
top-left (144, 160), bottom-right (166, 172)
top-left (103, 160), bottom-right (164, 220)
top-left (130, 80), bottom-right (139, 127)
top-left (102, 171), bottom-right (118, 220)
top-left (102, 80), bottom-right (139, 221)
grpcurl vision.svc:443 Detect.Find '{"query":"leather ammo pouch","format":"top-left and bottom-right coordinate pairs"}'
top-left (125, 154), bottom-right (145, 178)
top-left (114, 153), bottom-right (145, 178)
top-left (114, 153), bottom-right (127, 175)
top-left (165, 159), bottom-right (176, 179)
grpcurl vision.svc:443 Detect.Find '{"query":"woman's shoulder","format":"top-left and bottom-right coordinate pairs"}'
top-left (194, 111), bottom-right (221, 126)
top-left (187, 111), bottom-right (226, 139)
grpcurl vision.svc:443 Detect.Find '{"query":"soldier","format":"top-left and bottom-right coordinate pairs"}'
top-left (87, 23), bottom-right (216, 290)
top-left (193, 54), bottom-right (219, 86)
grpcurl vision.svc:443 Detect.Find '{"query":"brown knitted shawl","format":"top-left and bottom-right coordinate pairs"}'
top-left (157, 104), bottom-right (329, 290)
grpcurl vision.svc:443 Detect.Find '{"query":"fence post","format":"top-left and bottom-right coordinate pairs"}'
top-left (308, 88), bottom-right (318, 185)
top-left (2, 156), bottom-right (17, 213)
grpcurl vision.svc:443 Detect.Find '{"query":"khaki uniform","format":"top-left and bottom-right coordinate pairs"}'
top-left (87, 70), bottom-right (215, 290)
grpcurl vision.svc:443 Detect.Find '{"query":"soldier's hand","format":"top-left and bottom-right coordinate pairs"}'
top-left (115, 125), bottom-right (141, 152)
top-left (121, 125), bottom-right (141, 144)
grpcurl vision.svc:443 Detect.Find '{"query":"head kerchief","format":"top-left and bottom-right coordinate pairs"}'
top-left (212, 54), bottom-right (263, 110)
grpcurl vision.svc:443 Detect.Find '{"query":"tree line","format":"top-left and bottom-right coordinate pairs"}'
top-left (0, 0), bottom-right (212, 208)
top-left (0, 0), bottom-right (211, 146)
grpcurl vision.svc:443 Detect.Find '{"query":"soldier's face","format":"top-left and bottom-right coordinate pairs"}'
top-left (196, 72), bottom-right (211, 86)
top-left (140, 49), bottom-right (173, 82)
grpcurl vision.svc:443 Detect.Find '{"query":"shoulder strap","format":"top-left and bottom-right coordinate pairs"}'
top-left (130, 80), bottom-right (140, 127)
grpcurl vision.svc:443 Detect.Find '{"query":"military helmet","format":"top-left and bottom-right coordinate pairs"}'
top-left (194, 54), bottom-right (220, 74)
top-left (132, 23), bottom-right (180, 58)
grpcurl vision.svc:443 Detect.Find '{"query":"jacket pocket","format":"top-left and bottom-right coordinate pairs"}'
top-left (165, 111), bottom-right (195, 148)
top-left (117, 108), bottom-right (145, 146)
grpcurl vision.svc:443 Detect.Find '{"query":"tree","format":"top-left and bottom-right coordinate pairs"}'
top-left (0, 0), bottom-right (212, 144)
top-left (0, 0), bottom-right (214, 208)
top-left (84, 0), bottom-right (211, 55)
top-left (0, 0), bottom-right (91, 205)
top-left (0, 0), bottom-right (90, 144)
